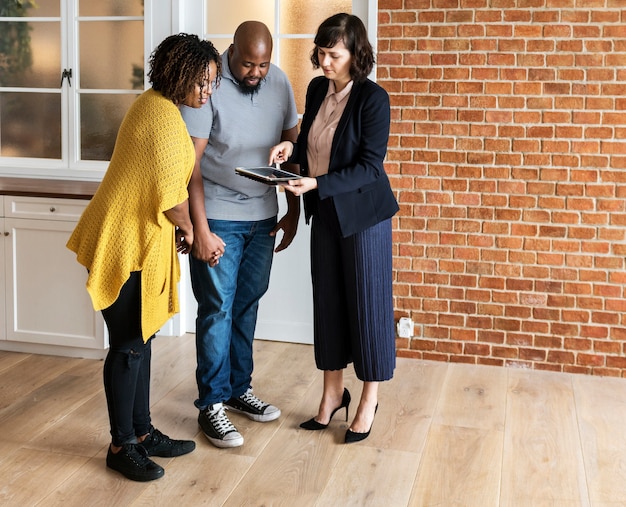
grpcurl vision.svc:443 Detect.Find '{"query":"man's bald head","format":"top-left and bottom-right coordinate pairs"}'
top-left (233, 21), bottom-right (273, 55)
top-left (228, 21), bottom-right (273, 94)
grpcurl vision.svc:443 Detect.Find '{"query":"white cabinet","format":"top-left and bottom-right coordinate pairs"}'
top-left (0, 196), bottom-right (5, 342)
top-left (1, 196), bottom-right (107, 358)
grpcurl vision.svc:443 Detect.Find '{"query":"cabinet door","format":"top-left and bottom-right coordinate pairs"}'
top-left (0, 197), bottom-right (4, 340)
top-left (4, 217), bottom-right (105, 349)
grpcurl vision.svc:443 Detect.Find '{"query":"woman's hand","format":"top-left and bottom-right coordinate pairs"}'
top-left (280, 176), bottom-right (318, 196)
top-left (269, 141), bottom-right (293, 165)
top-left (175, 227), bottom-right (193, 254)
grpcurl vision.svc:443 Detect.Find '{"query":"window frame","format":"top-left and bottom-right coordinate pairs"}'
top-left (0, 0), bottom-right (153, 181)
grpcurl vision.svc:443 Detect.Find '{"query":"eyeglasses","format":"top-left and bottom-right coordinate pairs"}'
top-left (198, 77), bottom-right (219, 94)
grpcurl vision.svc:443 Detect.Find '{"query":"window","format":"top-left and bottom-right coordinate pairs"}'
top-left (184, 0), bottom-right (374, 116)
top-left (0, 1), bottom-right (374, 179)
top-left (0, 0), bottom-right (145, 177)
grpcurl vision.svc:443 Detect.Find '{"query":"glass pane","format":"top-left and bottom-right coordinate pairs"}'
top-left (0, 21), bottom-right (60, 87)
top-left (210, 38), bottom-right (232, 55)
top-left (280, 38), bottom-right (322, 114)
top-left (280, 0), bottom-right (352, 33)
top-left (207, 0), bottom-right (275, 34)
top-left (79, 21), bottom-right (144, 89)
top-left (0, 92), bottom-right (61, 158)
top-left (79, 0), bottom-right (143, 17)
top-left (80, 93), bottom-right (138, 161)
top-left (0, 0), bottom-right (60, 17)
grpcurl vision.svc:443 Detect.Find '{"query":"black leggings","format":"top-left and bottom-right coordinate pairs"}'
top-left (101, 271), bottom-right (154, 446)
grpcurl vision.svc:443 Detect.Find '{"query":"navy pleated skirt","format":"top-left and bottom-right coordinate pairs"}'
top-left (309, 198), bottom-right (396, 382)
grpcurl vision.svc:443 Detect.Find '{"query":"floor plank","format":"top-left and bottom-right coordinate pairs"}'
top-left (0, 354), bottom-right (81, 411)
top-left (573, 374), bottom-right (626, 505)
top-left (374, 358), bottom-right (448, 453)
top-left (433, 361), bottom-right (508, 431)
top-left (222, 426), bottom-right (344, 506)
top-left (501, 369), bottom-right (590, 506)
top-left (1, 335), bottom-right (626, 506)
top-left (318, 446), bottom-right (418, 506)
top-left (410, 425), bottom-right (503, 507)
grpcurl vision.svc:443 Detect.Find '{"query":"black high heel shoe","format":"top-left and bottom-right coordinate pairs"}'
top-left (344, 403), bottom-right (378, 443)
top-left (300, 388), bottom-right (351, 430)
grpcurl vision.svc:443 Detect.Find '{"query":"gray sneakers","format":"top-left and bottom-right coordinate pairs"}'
top-left (198, 403), bottom-right (244, 448)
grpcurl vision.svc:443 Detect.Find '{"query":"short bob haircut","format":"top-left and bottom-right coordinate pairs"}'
top-left (310, 13), bottom-right (374, 83)
top-left (148, 33), bottom-right (221, 105)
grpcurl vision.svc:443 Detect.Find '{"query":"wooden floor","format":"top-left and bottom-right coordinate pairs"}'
top-left (1, 334), bottom-right (626, 506)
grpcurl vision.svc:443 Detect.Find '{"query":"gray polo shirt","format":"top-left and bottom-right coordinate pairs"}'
top-left (181, 51), bottom-right (298, 221)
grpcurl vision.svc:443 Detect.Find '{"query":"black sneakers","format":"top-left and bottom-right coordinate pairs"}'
top-left (225, 388), bottom-right (281, 422)
top-left (139, 427), bottom-right (196, 457)
top-left (106, 443), bottom-right (164, 482)
top-left (198, 403), bottom-right (244, 448)
top-left (107, 428), bottom-right (196, 481)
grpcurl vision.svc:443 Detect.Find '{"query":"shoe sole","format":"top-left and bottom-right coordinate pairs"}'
top-left (146, 444), bottom-right (196, 457)
top-left (203, 431), bottom-right (244, 448)
top-left (225, 405), bottom-right (281, 423)
top-left (106, 463), bottom-right (165, 482)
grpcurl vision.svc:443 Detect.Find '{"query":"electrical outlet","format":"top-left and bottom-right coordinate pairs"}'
top-left (397, 317), bottom-right (414, 338)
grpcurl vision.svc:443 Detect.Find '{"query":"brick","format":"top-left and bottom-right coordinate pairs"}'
top-left (396, 349), bottom-right (422, 360)
top-left (520, 348), bottom-right (547, 361)
top-left (493, 346), bottom-right (519, 359)
top-left (437, 341), bottom-right (463, 354)
top-left (477, 330), bottom-right (505, 344)
top-left (592, 339), bottom-right (619, 354)
top-left (547, 350), bottom-right (575, 365)
top-left (478, 358), bottom-right (505, 367)
top-left (450, 356), bottom-right (477, 365)
top-left (564, 337), bottom-right (592, 350)
top-left (535, 334), bottom-right (562, 348)
top-left (578, 354), bottom-right (605, 367)
top-left (423, 352), bottom-right (449, 363)
top-left (607, 356), bottom-right (626, 369)
top-left (465, 343), bottom-right (491, 356)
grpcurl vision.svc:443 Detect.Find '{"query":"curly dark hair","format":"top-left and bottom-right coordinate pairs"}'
top-left (310, 13), bottom-right (374, 83)
top-left (148, 33), bottom-right (221, 104)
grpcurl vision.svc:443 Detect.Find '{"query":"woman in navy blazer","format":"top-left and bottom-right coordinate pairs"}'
top-left (270, 13), bottom-right (398, 443)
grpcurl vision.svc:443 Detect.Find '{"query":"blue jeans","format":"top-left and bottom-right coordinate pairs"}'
top-left (190, 217), bottom-right (276, 409)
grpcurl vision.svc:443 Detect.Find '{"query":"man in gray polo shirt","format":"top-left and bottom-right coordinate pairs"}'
top-left (181, 21), bottom-right (299, 448)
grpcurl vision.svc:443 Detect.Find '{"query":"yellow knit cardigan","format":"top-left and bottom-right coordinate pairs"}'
top-left (67, 89), bottom-right (194, 341)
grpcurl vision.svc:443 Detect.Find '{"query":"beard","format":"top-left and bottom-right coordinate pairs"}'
top-left (237, 78), bottom-right (263, 96)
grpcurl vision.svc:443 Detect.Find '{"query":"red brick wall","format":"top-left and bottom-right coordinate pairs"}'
top-left (377, 1), bottom-right (626, 376)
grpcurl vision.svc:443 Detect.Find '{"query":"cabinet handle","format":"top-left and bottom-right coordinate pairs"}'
top-left (50, 207), bottom-right (56, 212)
top-left (3, 232), bottom-right (8, 236)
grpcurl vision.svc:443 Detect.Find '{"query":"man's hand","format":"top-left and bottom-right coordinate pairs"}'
top-left (191, 228), bottom-right (226, 267)
top-left (271, 208), bottom-right (299, 252)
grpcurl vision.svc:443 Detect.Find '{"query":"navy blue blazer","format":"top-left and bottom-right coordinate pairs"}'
top-left (291, 76), bottom-right (399, 238)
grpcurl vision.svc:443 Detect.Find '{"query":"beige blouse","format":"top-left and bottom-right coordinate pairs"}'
top-left (306, 80), bottom-right (354, 177)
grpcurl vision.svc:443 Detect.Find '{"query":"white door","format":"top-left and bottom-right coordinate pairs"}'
top-left (256, 191), bottom-right (313, 344)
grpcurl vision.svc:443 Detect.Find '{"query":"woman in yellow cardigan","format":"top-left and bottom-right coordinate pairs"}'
top-left (67, 34), bottom-right (221, 482)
